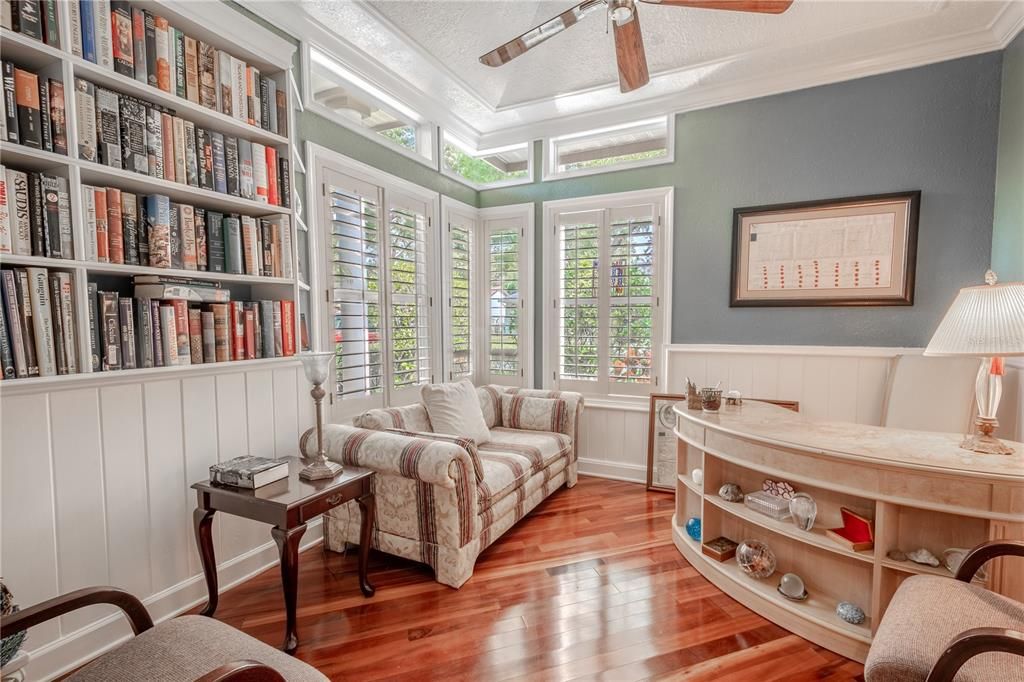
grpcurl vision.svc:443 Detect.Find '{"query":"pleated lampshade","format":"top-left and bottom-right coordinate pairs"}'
top-left (924, 276), bottom-right (1024, 357)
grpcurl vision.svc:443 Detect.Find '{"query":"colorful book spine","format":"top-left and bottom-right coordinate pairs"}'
top-left (110, 1), bottom-right (134, 77)
top-left (121, 191), bottom-right (138, 265)
top-left (131, 7), bottom-right (147, 84)
top-left (105, 187), bottom-right (123, 263)
top-left (144, 193), bottom-right (170, 267)
top-left (93, 185), bottom-right (108, 262)
top-left (48, 80), bottom-right (67, 155)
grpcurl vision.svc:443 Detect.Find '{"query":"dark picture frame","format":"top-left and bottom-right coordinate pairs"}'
top-left (730, 191), bottom-right (921, 307)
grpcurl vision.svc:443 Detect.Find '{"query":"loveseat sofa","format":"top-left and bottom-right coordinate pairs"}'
top-left (300, 385), bottom-right (583, 587)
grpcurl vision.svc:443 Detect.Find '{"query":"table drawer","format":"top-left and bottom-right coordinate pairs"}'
top-left (299, 492), bottom-right (349, 523)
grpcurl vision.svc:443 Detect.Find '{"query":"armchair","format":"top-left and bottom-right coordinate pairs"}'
top-left (1, 587), bottom-right (325, 681)
top-left (865, 540), bottom-right (1024, 682)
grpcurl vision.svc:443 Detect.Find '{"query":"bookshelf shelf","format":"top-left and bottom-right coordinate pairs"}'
top-left (0, 28), bottom-right (65, 68)
top-left (83, 260), bottom-right (294, 285)
top-left (0, 254), bottom-right (79, 269)
top-left (70, 57), bottom-right (290, 148)
top-left (0, 142), bottom-right (71, 170)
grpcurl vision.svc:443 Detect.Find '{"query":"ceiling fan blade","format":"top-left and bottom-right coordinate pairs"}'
top-left (479, 0), bottom-right (606, 67)
top-left (639, 0), bottom-right (793, 13)
top-left (613, 4), bottom-right (649, 92)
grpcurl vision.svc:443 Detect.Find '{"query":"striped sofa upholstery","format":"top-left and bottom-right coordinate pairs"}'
top-left (301, 385), bottom-right (583, 588)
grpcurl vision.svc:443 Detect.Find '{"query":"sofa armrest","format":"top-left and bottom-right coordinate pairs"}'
top-left (301, 424), bottom-right (477, 490)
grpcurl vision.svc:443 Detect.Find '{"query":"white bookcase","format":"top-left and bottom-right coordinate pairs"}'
top-left (0, 0), bottom-right (302, 390)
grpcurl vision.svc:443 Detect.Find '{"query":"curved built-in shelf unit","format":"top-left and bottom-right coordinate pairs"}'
top-left (672, 401), bottom-right (1024, 663)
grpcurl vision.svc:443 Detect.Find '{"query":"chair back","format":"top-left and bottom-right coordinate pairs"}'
top-left (881, 354), bottom-right (979, 433)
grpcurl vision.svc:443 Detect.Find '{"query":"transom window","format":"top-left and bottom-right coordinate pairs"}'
top-left (546, 116), bottom-right (672, 180)
top-left (442, 133), bottom-right (532, 188)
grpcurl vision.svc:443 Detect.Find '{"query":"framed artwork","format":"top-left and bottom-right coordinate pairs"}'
top-left (731, 191), bottom-right (920, 307)
top-left (646, 393), bottom-right (685, 492)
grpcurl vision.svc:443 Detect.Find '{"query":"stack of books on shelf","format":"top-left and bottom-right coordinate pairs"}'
top-left (0, 266), bottom-right (78, 379)
top-left (2, 61), bottom-right (68, 154)
top-left (210, 456), bottom-right (289, 489)
top-left (0, 165), bottom-right (73, 258)
top-left (79, 186), bottom-right (293, 276)
top-left (75, 77), bottom-right (290, 206)
top-left (88, 276), bottom-right (295, 372)
top-left (1, 1), bottom-right (62, 48)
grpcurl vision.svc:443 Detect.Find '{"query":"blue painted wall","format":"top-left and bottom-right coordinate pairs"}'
top-left (992, 31), bottom-right (1024, 281)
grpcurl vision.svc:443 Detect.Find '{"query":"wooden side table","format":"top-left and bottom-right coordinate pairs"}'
top-left (191, 457), bottom-right (375, 653)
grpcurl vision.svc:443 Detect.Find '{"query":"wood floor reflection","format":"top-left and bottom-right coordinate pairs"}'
top-left (206, 476), bottom-right (865, 681)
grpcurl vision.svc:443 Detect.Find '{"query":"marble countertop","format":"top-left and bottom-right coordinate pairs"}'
top-left (675, 400), bottom-right (1024, 482)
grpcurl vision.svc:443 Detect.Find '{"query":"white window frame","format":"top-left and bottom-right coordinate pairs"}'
top-left (309, 143), bottom-right (442, 420)
top-left (303, 43), bottom-right (438, 170)
top-left (541, 188), bottom-right (673, 403)
top-left (440, 132), bottom-right (535, 191)
top-left (479, 203), bottom-right (534, 388)
top-left (543, 116), bottom-right (675, 182)
top-left (441, 196), bottom-right (479, 384)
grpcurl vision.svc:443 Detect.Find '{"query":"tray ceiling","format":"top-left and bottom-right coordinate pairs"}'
top-left (288, 0), bottom-right (1022, 146)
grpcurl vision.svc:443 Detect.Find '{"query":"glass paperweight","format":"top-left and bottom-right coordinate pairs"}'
top-left (736, 539), bottom-right (777, 578)
top-left (789, 493), bottom-right (818, 531)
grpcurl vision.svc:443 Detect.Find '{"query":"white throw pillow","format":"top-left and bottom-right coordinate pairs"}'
top-left (420, 379), bottom-right (491, 445)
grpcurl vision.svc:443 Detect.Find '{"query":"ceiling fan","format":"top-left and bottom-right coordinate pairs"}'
top-left (479, 0), bottom-right (794, 93)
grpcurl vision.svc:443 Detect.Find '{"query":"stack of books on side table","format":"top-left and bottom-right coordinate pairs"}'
top-left (210, 456), bottom-right (288, 489)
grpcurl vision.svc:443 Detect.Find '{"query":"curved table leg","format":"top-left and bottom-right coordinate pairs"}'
top-left (271, 524), bottom-right (306, 654)
top-left (356, 493), bottom-right (376, 597)
top-left (193, 508), bottom-right (218, 617)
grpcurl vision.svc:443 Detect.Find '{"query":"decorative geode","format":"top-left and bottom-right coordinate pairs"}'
top-left (685, 517), bottom-right (702, 541)
top-left (736, 540), bottom-right (777, 578)
top-left (908, 548), bottom-right (940, 567)
top-left (719, 483), bottom-right (744, 502)
top-left (836, 601), bottom-right (866, 625)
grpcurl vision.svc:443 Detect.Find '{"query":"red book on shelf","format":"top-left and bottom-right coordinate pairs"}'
top-left (266, 147), bottom-right (279, 206)
top-left (280, 299), bottom-right (295, 356)
top-left (825, 507), bottom-right (874, 552)
top-left (106, 188), bottom-right (124, 264)
top-left (229, 301), bottom-right (245, 361)
top-left (243, 308), bottom-right (256, 360)
top-left (94, 188), bottom-right (109, 263)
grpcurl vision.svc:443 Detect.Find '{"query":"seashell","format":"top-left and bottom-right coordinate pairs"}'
top-left (836, 601), bottom-right (866, 625)
top-left (736, 540), bottom-right (777, 579)
top-left (886, 549), bottom-right (907, 562)
top-left (719, 483), bottom-right (744, 502)
top-left (908, 548), bottom-right (940, 567)
top-left (691, 469), bottom-right (704, 486)
top-left (778, 573), bottom-right (807, 601)
top-left (685, 517), bottom-right (702, 542)
top-left (763, 479), bottom-right (796, 500)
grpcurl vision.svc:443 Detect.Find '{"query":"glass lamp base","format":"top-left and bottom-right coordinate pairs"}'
top-left (960, 417), bottom-right (1015, 455)
top-left (299, 459), bottom-right (343, 480)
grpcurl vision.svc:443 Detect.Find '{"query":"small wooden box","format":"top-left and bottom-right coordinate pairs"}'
top-left (825, 507), bottom-right (875, 552)
top-left (702, 536), bottom-right (738, 561)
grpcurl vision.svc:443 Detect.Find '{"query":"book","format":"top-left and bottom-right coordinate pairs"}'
top-left (13, 67), bottom-right (41, 149)
top-left (272, 300), bottom-right (282, 356)
top-left (144, 194), bottom-right (170, 267)
top-left (194, 207), bottom-right (207, 271)
top-left (229, 300), bottom-right (244, 360)
top-left (172, 116), bottom-right (186, 185)
top-left (206, 210), bottom-right (225, 273)
top-left (13, 269), bottom-right (39, 375)
top-left (180, 203), bottom-right (196, 270)
top-left (87, 281), bottom-right (100, 370)
top-left (48, 79), bottom-right (67, 155)
top-left (27, 173), bottom-right (43, 256)
top-left (211, 131), bottom-right (226, 193)
top-left (118, 297), bottom-right (136, 369)
top-left (243, 307), bottom-right (255, 359)
top-left (251, 142), bottom-right (268, 203)
top-left (218, 50), bottom-right (232, 116)
top-left (223, 214), bottom-right (242, 274)
top-left (2, 62), bottom-right (18, 143)
top-left (144, 10), bottom-right (157, 89)
top-left (171, 299), bottom-right (189, 364)
top-left (209, 456), bottom-right (289, 489)
top-left (266, 146), bottom-right (278, 205)
top-left (267, 78), bottom-right (278, 134)
top-left (106, 187), bottom-right (123, 263)
top-left (166, 25), bottom-right (176, 97)
top-left (57, 272), bottom-right (75, 374)
top-left (158, 304), bottom-right (177, 366)
top-left (56, 176), bottom-right (72, 259)
top-left (27, 267), bottom-right (56, 376)
top-left (39, 173), bottom-right (61, 258)
top-left (110, 1), bottom-right (134, 77)
top-left (174, 28), bottom-right (186, 99)
top-left (12, 1), bottom-right (42, 40)
top-left (160, 111), bottom-right (173, 181)
top-left (93, 0), bottom-right (114, 70)
top-left (134, 296), bottom-right (153, 368)
top-left (201, 310), bottom-right (215, 363)
top-left (119, 95), bottom-right (147, 174)
top-left (281, 299), bottom-right (295, 356)
top-left (224, 135), bottom-right (239, 196)
top-left (98, 290), bottom-right (120, 370)
top-left (237, 139), bottom-right (254, 200)
top-left (198, 42), bottom-right (217, 110)
top-left (1, 271), bottom-right (27, 377)
top-left (246, 66), bottom-right (258, 127)
top-left (41, 0), bottom-right (60, 47)
top-left (259, 218), bottom-right (272, 277)
top-left (0, 301), bottom-right (14, 379)
top-left (91, 186), bottom-right (107, 262)
top-left (210, 303), bottom-right (229, 361)
top-left (48, 274), bottom-right (66, 374)
top-left (260, 301), bottom-right (275, 358)
top-left (121, 191), bottom-right (138, 265)
top-left (276, 89), bottom-right (287, 138)
top-left (188, 308), bottom-right (202, 364)
top-left (146, 104), bottom-right (163, 177)
top-left (69, 1), bottom-right (84, 57)
top-left (37, 76), bottom-right (51, 152)
top-left (150, 298), bottom-right (163, 366)
top-left (131, 7), bottom-right (147, 84)
top-left (154, 15), bottom-right (170, 92)
top-left (197, 127), bottom-right (213, 190)
top-left (259, 75), bottom-right (270, 131)
top-left (168, 202), bottom-right (181, 268)
top-left (278, 157), bottom-right (290, 209)
top-left (136, 192), bottom-right (148, 265)
top-left (7, 169), bottom-right (31, 255)
top-left (95, 86), bottom-right (122, 169)
top-left (80, 184), bottom-right (98, 261)
top-left (80, 0), bottom-right (97, 62)
top-left (230, 56), bottom-right (247, 122)
top-left (0, 169), bottom-right (8, 253)
top-left (183, 119), bottom-right (198, 187)
top-left (133, 282), bottom-right (228, 304)
top-left (74, 78), bottom-right (96, 161)
top-left (184, 36), bottom-right (199, 103)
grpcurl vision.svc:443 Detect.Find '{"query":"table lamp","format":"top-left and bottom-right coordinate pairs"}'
top-left (298, 351), bottom-right (342, 480)
top-left (924, 271), bottom-right (1024, 455)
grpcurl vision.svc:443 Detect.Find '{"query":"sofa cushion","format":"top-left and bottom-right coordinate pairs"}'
top-left (477, 385), bottom-right (506, 428)
top-left (865, 575), bottom-right (1024, 682)
top-left (69, 615), bottom-right (326, 681)
top-left (478, 454), bottom-right (569, 516)
top-left (355, 403), bottom-right (432, 432)
top-left (501, 393), bottom-right (571, 434)
top-left (386, 428), bottom-right (485, 482)
top-left (421, 379), bottom-right (492, 444)
top-left (476, 428), bottom-right (573, 511)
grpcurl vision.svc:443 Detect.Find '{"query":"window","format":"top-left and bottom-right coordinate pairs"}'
top-left (480, 206), bottom-right (533, 386)
top-left (442, 200), bottom-right (476, 381)
top-left (442, 132), bottom-right (532, 188)
top-left (315, 148), bottom-right (439, 416)
top-left (545, 116), bottom-right (672, 180)
top-left (308, 45), bottom-right (435, 164)
top-left (544, 190), bottom-right (670, 397)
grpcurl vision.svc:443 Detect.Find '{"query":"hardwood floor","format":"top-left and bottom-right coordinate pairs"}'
top-left (206, 477), bottom-right (866, 681)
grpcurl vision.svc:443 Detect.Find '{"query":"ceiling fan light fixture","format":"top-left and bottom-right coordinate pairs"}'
top-left (609, 0), bottom-right (634, 24)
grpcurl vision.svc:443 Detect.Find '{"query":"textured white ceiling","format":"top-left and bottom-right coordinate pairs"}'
top-left (294, 0), bottom-right (1018, 143)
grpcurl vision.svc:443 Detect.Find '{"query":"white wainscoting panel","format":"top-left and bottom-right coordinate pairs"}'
top-left (0, 360), bottom-right (315, 681)
top-left (577, 345), bottom-right (1022, 485)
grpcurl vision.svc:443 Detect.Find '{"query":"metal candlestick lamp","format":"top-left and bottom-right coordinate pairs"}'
top-left (299, 351), bottom-right (342, 480)
top-left (924, 271), bottom-right (1024, 455)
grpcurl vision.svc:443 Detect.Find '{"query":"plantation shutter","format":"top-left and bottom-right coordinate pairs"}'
top-left (607, 205), bottom-right (655, 395)
top-left (484, 217), bottom-right (525, 384)
top-left (386, 192), bottom-right (432, 401)
top-left (446, 213), bottom-right (474, 381)
top-left (325, 169), bottom-right (385, 411)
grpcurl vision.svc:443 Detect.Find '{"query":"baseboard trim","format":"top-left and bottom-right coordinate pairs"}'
top-left (28, 520), bottom-right (323, 681)
top-left (577, 457), bottom-right (647, 483)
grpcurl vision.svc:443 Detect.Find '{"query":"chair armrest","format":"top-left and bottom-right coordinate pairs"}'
top-left (195, 661), bottom-right (286, 682)
top-left (301, 424), bottom-right (478, 489)
top-left (954, 540), bottom-right (1024, 582)
top-left (1, 587), bottom-right (153, 638)
top-left (925, 627), bottom-right (1024, 682)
